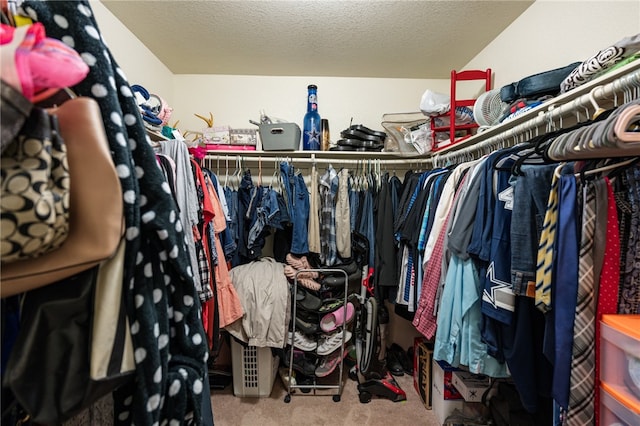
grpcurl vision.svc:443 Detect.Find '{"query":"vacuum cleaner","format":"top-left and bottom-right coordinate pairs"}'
top-left (349, 232), bottom-right (406, 404)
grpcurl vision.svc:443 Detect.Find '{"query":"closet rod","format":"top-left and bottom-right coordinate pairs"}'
top-left (432, 67), bottom-right (640, 167)
top-left (203, 153), bottom-right (433, 167)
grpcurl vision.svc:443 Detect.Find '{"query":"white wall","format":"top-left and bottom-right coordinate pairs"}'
top-left (91, 0), bottom-right (174, 105)
top-left (92, 0), bottom-right (640, 136)
top-left (171, 75), bottom-right (448, 137)
top-left (464, 0), bottom-right (640, 88)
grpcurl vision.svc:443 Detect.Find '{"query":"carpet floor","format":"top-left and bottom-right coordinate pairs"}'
top-left (210, 368), bottom-right (440, 426)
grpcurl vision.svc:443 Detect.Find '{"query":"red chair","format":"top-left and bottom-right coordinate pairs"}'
top-left (430, 68), bottom-right (492, 151)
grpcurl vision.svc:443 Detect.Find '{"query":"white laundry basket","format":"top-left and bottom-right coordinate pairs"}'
top-left (230, 338), bottom-right (279, 397)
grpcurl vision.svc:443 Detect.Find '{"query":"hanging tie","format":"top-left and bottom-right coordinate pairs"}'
top-left (535, 171), bottom-right (560, 312)
top-left (566, 180), bottom-right (597, 425)
top-left (550, 173), bottom-right (579, 412)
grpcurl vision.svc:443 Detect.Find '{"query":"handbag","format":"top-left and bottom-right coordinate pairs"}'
top-left (90, 239), bottom-right (135, 381)
top-left (0, 79), bottom-right (70, 262)
top-left (3, 243), bottom-right (135, 425)
top-left (0, 96), bottom-right (124, 297)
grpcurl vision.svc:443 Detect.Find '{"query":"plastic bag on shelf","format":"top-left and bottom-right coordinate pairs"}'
top-left (420, 89), bottom-right (450, 116)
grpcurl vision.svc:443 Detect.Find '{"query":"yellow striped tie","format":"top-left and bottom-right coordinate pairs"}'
top-left (535, 172), bottom-right (559, 312)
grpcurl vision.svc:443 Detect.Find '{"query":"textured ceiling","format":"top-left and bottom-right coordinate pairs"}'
top-left (102, 0), bottom-right (534, 79)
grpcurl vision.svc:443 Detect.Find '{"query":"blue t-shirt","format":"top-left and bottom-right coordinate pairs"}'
top-left (468, 150), bottom-right (517, 325)
top-left (482, 154), bottom-right (517, 325)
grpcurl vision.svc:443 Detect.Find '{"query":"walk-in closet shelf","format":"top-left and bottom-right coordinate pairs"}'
top-left (203, 59), bottom-right (640, 171)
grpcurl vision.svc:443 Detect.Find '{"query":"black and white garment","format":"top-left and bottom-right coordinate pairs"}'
top-left (560, 33), bottom-right (640, 93)
top-left (21, 2), bottom-right (209, 425)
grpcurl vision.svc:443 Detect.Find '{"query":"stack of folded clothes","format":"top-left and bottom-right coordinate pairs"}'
top-left (330, 124), bottom-right (386, 152)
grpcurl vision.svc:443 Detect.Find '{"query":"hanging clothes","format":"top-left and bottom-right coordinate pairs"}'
top-left (336, 168), bottom-right (352, 259)
top-left (357, 178), bottom-right (377, 268)
top-left (374, 172), bottom-right (401, 299)
top-left (190, 159), bottom-right (215, 302)
top-left (319, 165), bottom-right (339, 266)
top-left (158, 140), bottom-right (204, 293)
top-left (308, 163), bottom-right (321, 254)
top-left (280, 161), bottom-right (310, 256)
top-left (204, 169), bottom-right (237, 263)
top-left (412, 162), bottom-right (469, 338)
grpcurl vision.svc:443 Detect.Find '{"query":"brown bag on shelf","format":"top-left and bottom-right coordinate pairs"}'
top-left (1, 97), bottom-right (124, 297)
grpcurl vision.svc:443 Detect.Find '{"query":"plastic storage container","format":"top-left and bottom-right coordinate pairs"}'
top-left (258, 123), bottom-right (301, 151)
top-left (601, 384), bottom-right (640, 425)
top-left (230, 338), bottom-right (279, 397)
top-left (600, 315), bottom-right (640, 406)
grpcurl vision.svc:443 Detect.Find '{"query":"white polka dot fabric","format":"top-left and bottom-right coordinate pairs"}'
top-left (22, 1), bottom-right (209, 424)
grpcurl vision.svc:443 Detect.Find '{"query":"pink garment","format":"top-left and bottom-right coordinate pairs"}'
top-left (413, 174), bottom-right (467, 339)
top-left (1, 23), bottom-right (89, 100)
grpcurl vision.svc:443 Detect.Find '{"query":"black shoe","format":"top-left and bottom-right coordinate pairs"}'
top-left (283, 347), bottom-right (316, 376)
top-left (385, 347), bottom-right (404, 377)
top-left (390, 343), bottom-right (413, 375)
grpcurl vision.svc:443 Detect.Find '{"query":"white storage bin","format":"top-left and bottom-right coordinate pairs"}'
top-left (230, 338), bottom-right (279, 397)
top-left (600, 315), bottom-right (640, 406)
top-left (601, 385), bottom-right (640, 426)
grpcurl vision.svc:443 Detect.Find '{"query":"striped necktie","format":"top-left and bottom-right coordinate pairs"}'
top-left (535, 172), bottom-right (560, 312)
top-left (567, 181), bottom-right (597, 425)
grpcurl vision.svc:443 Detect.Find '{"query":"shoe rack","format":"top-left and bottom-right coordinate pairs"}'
top-left (284, 267), bottom-right (350, 403)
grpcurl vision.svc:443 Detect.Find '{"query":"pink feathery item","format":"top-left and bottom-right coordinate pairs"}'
top-left (1, 23), bottom-right (89, 100)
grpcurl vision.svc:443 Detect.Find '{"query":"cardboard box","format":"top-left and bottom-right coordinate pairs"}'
top-left (452, 370), bottom-right (494, 403)
top-left (413, 337), bottom-right (434, 409)
top-left (432, 358), bottom-right (464, 425)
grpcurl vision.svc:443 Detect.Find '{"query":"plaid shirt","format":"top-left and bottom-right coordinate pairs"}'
top-left (319, 166), bottom-right (339, 266)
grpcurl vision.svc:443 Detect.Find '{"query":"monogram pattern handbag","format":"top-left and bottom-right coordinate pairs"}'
top-left (0, 80), bottom-right (70, 262)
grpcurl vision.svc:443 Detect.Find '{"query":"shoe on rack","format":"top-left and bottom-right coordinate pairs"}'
top-left (324, 259), bottom-right (359, 275)
top-left (317, 329), bottom-right (352, 356)
top-left (284, 264), bottom-right (318, 280)
top-left (296, 372), bottom-right (315, 393)
top-left (315, 347), bottom-right (349, 377)
top-left (296, 315), bottom-right (320, 334)
top-left (295, 287), bottom-right (322, 312)
top-left (286, 253), bottom-right (312, 270)
top-left (289, 330), bottom-right (317, 352)
top-left (283, 348), bottom-right (316, 376)
top-left (322, 267), bottom-right (361, 287)
top-left (320, 302), bottom-right (355, 333)
top-left (318, 298), bottom-right (345, 314)
top-left (297, 277), bottom-right (321, 291)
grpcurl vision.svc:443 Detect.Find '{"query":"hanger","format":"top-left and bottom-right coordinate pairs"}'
top-left (271, 158), bottom-right (282, 192)
top-left (231, 156), bottom-right (242, 190)
top-left (613, 102), bottom-right (640, 143)
top-left (578, 156), bottom-right (639, 179)
top-left (224, 157), bottom-right (230, 187)
top-left (544, 107), bottom-right (621, 161)
top-left (588, 86), bottom-right (607, 119)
